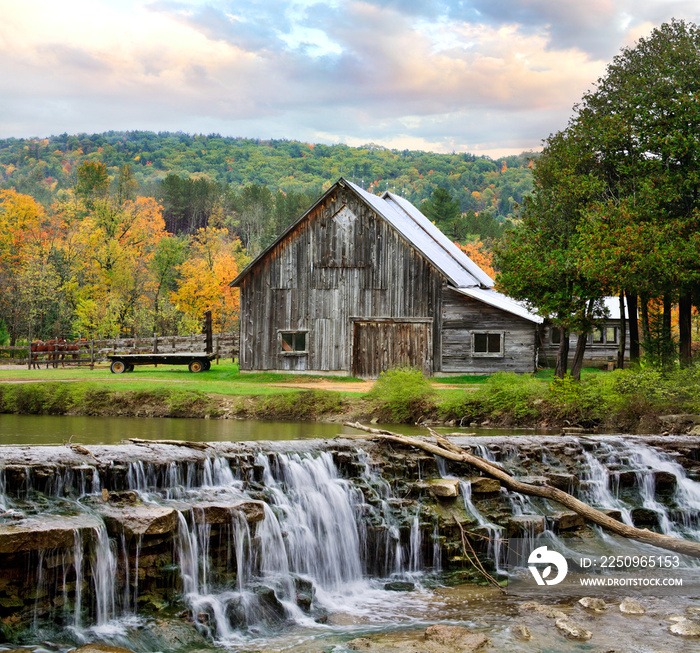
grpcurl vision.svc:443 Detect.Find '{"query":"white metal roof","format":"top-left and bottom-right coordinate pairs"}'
top-left (345, 180), bottom-right (494, 288)
top-left (452, 287), bottom-right (543, 324)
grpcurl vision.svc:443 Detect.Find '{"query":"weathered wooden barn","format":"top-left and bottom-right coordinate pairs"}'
top-left (230, 178), bottom-right (542, 377)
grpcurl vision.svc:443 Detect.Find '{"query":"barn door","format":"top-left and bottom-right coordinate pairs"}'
top-left (352, 321), bottom-right (433, 378)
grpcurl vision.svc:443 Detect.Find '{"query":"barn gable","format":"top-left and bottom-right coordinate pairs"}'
top-left (231, 178), bottom-right (540, 376)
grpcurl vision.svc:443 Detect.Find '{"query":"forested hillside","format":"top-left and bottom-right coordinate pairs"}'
top-left (0, 131), bottom-right (535, 344)
top-left (0, 131), bottom-right (535, 221)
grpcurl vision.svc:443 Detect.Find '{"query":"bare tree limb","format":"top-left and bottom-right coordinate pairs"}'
top-left (343, 421), bottom-right (700, 559)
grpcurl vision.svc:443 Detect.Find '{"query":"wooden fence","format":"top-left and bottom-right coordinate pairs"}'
top-left (0, 333), bottom-right (239, 368)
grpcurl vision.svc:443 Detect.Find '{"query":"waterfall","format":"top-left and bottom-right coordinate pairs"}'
top-left (5, 436), bottom-right (700, 648)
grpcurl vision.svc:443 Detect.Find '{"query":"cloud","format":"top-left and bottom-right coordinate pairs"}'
top-left (1, 0), bottom-right (699, 155)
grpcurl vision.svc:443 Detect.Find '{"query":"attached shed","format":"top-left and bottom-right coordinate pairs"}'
top-left (230, 178), bottom-right (541, 377)
top-left (540, 297), bottom-right (634, 369)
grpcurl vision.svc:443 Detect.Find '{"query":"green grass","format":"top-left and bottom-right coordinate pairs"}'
top-left (0, 361), bottom-right (365, 397)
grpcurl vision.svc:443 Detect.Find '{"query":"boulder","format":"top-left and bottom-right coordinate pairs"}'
top-left (512, 624), bottom-right (531, 640)
top-left (544, 473), bottom-right (578, 490)
top-left (468, 477), bottom-right (501, 494)
top-left (506, 515), bottom-right (545, 537)
top-left (578, 596), bottom-right (606, 613)
top-left (630, 507), bottom-right (661, 529)
top-left (518, 601), bottom-right (566, 619)
top-left (424, 624), bottom-right (490, 650)
top-left (653, 471), bottom-right (677, 493)
top-left (98, 505), bottom-right (177, 537)
top-left (192, 501), bottom-right (265, 525)
top-left (619, 597), bottom-right (645, 615)
top-left (552, 511), bottom-right (586, 531)
top-left (555, 617), bottom-right (592, 640)
top-left (669, 617), bottom-right (700, 637)
top-left (384, 581), bottom-right (415, 592)
top-left (428, 479), bottom-right (460, 498)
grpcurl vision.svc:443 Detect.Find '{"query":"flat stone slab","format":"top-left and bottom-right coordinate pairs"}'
top-left (192, 501), bottom-right (266, 525)
top-left (428, 479), bottom-right (460, 498)
top-left (97, 505), bottom-right (178, 536)
top-left (0, 514), bottom-right (102, 553)
top-left (469, 477), bottom-right (501, 493)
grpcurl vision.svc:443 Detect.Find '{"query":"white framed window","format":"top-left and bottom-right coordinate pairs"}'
top-left (472, 331), bottom-right (504, 357)
top-left (279, 331), bottom-right (307, 354)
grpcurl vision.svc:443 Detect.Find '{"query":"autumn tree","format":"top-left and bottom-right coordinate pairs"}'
top-left (0, 190), bottom-right (50, 342)
top-left (171, 227), bottom-right (248, 333)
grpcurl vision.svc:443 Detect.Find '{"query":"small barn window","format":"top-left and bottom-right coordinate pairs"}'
top-left (551, 328), bottom-right (561, 345)
top-left (591, 327), bottom-right (604, 344)
top-left (472, 331), bottom-right (504, 357)
top-left (280, 331), bottom-right (307, 354)
top-left (606, 326), bottom-right (618, 344)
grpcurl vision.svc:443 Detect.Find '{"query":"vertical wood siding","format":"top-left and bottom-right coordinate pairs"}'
top-left (239, 186), bottom-right (443, 375)
top-left (439, 289), bottom-right (537, 374)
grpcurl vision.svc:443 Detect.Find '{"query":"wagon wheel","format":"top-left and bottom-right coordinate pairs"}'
top-left (110, 359), bottom-right (126, 374)
top-left (188, 359), bottom-right (205, 373)
top-left (203, 360), bottom-right (211, 371)
top-left (125, 364), bottom-right (135, 372)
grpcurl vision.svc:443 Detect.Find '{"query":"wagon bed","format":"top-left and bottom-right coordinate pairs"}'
top-left (107, 352), bottom-right (216, 374)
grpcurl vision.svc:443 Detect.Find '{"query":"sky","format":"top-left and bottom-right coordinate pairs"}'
top-left (1, 1), bottom-right (700, 158)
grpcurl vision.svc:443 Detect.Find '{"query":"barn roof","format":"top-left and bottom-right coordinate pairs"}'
top-left (345, 180), bottom-right (494, 288)
top-left (453, 287), bottom-right (543, 324)
top-left (231, 177), bottom-right (493, 288)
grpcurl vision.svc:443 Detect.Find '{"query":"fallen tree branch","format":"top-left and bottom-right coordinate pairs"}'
top-left (126, 438), bottom-right (211, 451)
top-left (343, 421), bottom-right (700, 559)
top-left (452, 514), bottom-right (505, 593)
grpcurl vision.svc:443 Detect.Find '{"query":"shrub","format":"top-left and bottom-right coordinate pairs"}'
top-left (252, 390), bottom-right (347, 420)
top-left (367, 367), bottom-right (436, 423)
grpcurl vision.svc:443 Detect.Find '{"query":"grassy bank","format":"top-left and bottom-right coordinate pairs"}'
top-left (1, 362), bottom-right (699, 433)
top-left (440, 367), bottom-right (700, 433)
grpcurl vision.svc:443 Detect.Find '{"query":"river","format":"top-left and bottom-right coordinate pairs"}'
top-left (0, 413), bottom-right (556, 445)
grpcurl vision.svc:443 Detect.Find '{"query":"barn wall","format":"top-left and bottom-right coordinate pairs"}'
top-left (238, 185), bottom-right (444, 374)
top-left (439, 289), bottom-right (537, 375)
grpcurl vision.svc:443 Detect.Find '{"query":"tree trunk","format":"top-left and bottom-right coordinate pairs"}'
top-left (679, 291), bottom-right (692, 368)
top-left (554, 326), bottom-right (569, 378)
top-left (640, 294), bottom-right (650, 355)
top-left (569, 332), bottom-right (588, 380)
top-left (344, 422), bottom-right (700, 559)
top-left (625, 290), bottom-right (639, 363)
top-left (617, 291), bottom-right (627, 369)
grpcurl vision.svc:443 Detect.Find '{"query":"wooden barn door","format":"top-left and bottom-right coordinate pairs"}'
top-left (352, 320), bottom-right (433, 378)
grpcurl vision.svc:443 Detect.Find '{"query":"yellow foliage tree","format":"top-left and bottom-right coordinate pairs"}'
top-left (171, 227), bottom-right (248, 333)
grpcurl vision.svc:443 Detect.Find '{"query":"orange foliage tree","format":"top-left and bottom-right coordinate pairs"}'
top-left (456, 240), bottom-right (496, 280)
top-left (171, 227), bottom-right (248, 334)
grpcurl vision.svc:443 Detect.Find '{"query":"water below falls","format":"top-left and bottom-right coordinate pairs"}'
top-left (1, 433), bottom-right (700, 652)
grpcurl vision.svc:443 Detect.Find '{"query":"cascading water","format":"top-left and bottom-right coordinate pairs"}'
top-left (3, 435), bottom-right (700, 652)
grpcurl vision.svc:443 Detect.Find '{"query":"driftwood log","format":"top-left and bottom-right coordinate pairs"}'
top-left (343, 421), bottom-right (700, 559)
top-left (126, 438), bottom-right (211, 451)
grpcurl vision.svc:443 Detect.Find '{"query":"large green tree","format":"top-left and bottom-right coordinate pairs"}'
top-left (495, 130), bottom-right (607, 379)
top-left (574, 19), bottom-right (700, 367)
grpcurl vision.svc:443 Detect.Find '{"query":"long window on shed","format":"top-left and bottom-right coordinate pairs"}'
top-left (472, 332), bottom-right (504, 356)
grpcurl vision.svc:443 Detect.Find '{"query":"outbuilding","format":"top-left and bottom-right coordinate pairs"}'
top-left (230, 178), bottom-right (542, 377)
